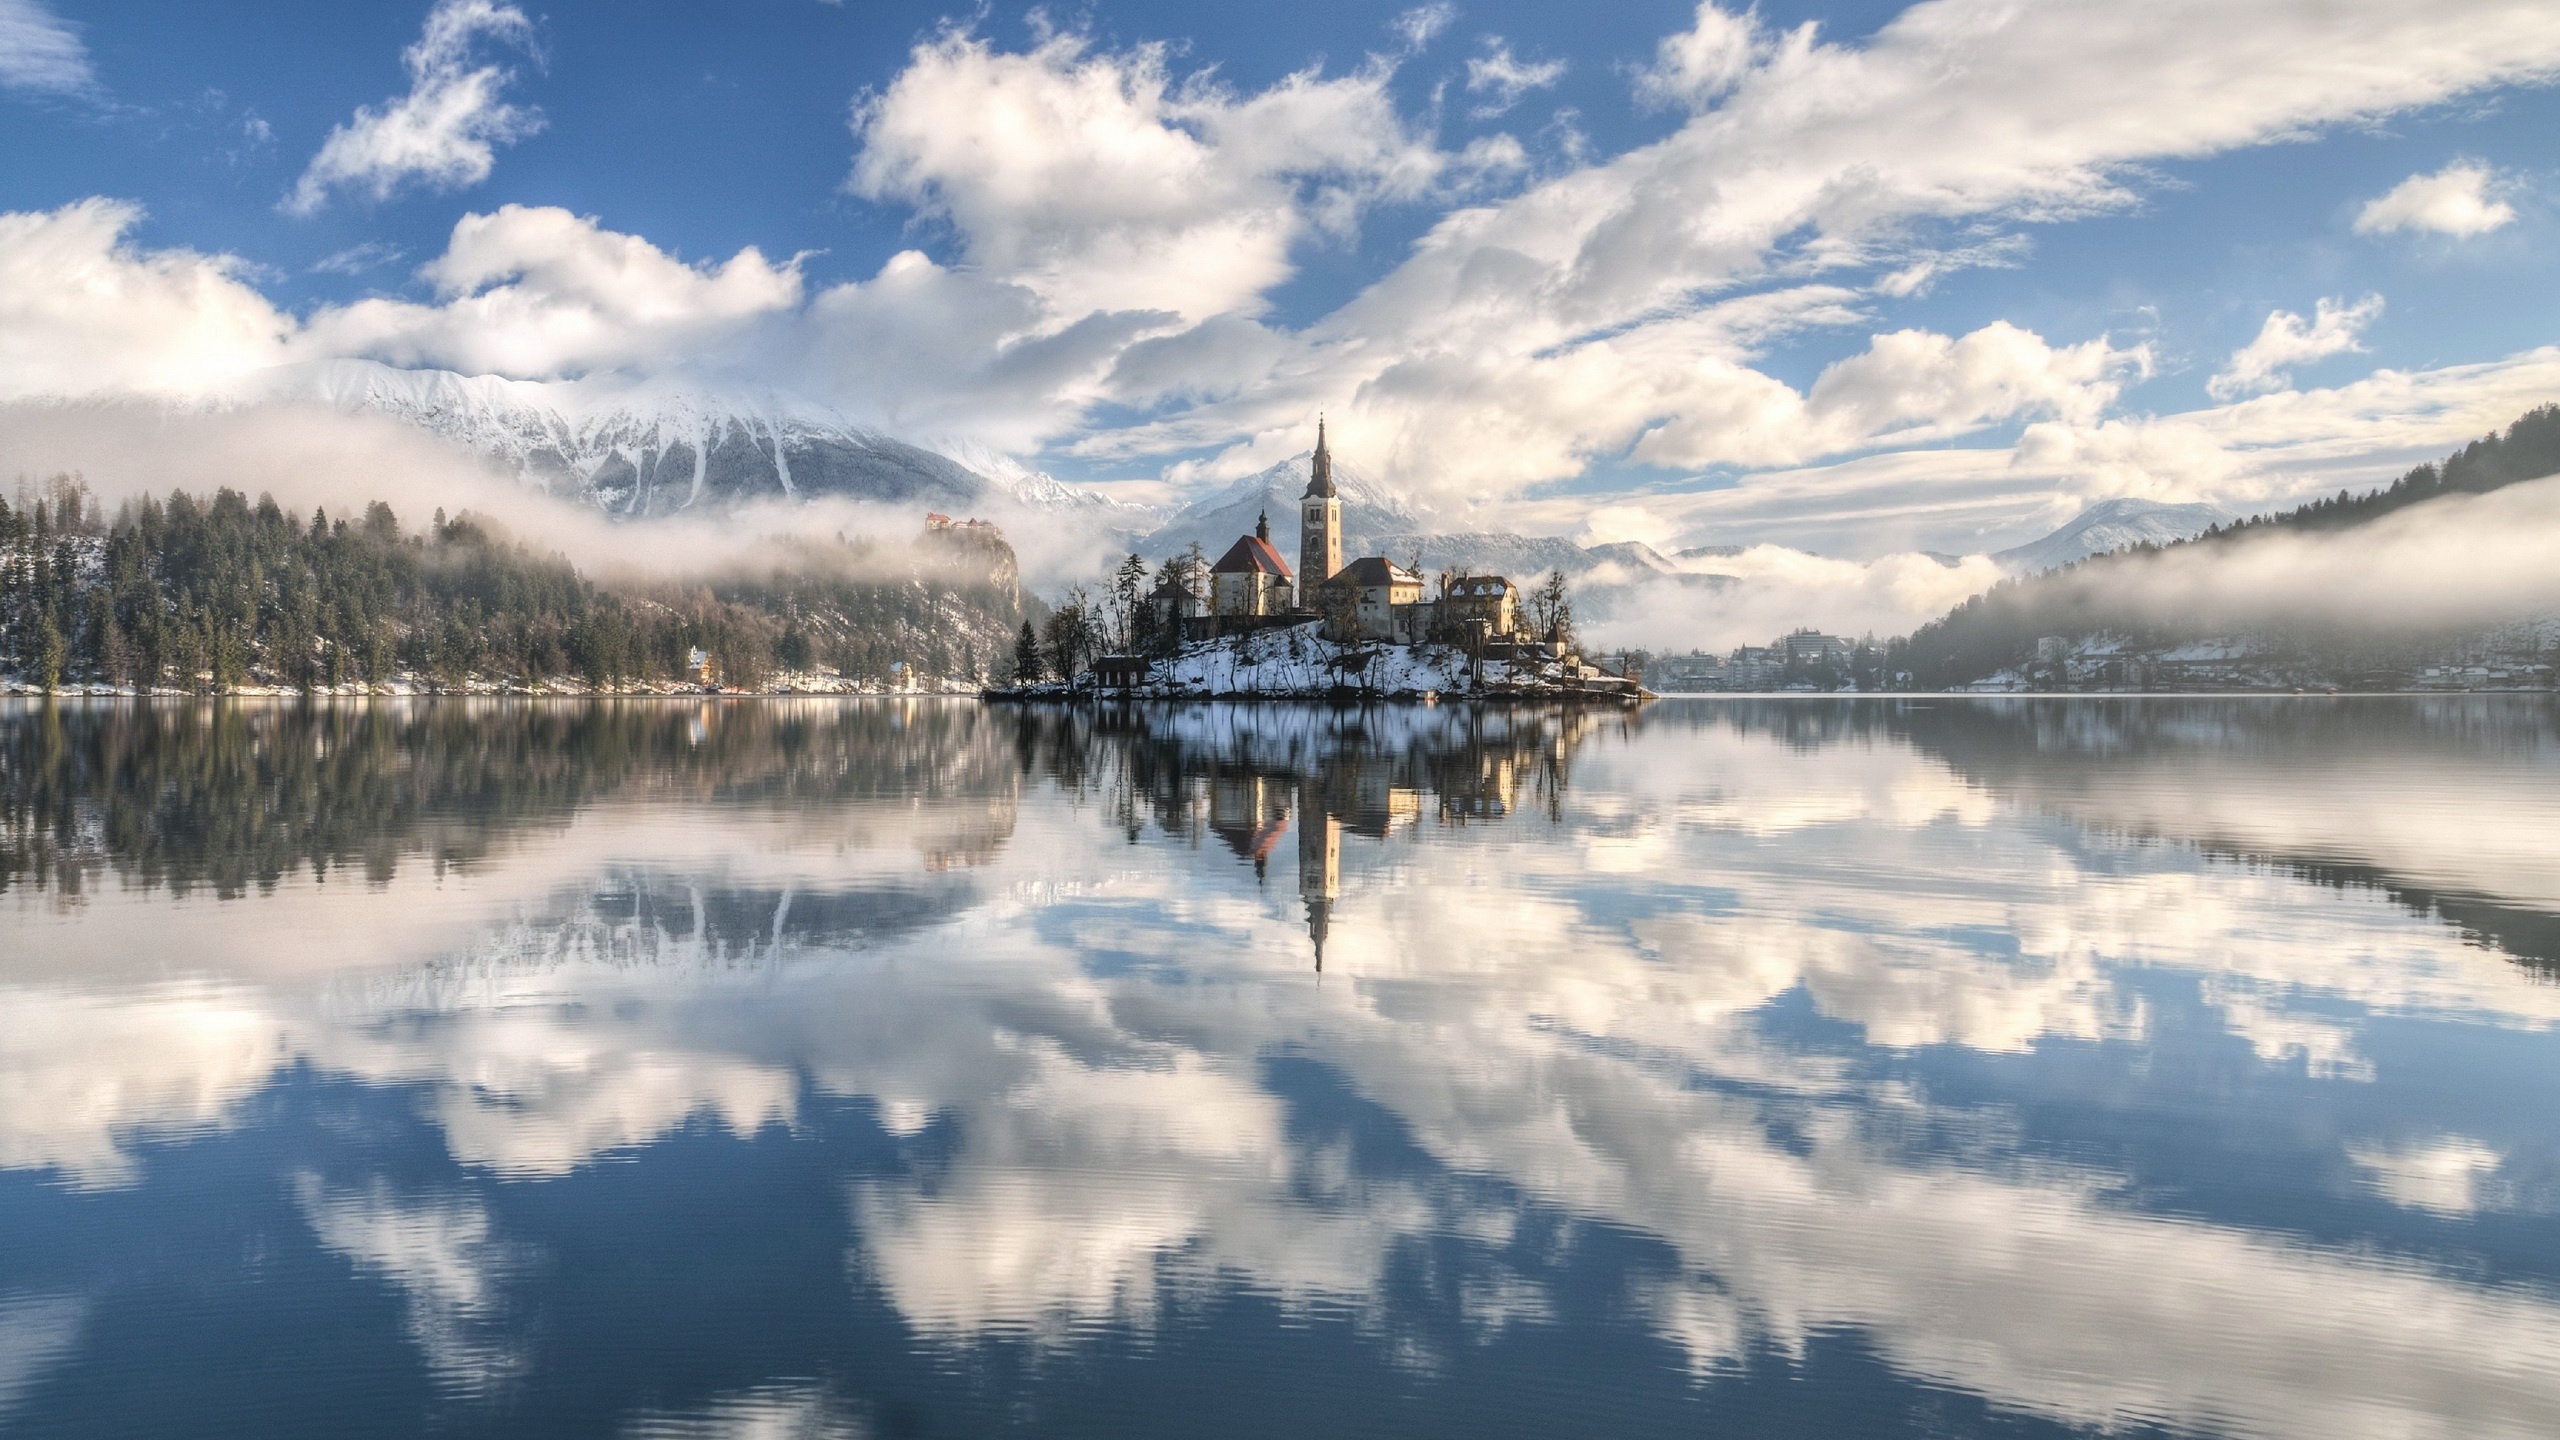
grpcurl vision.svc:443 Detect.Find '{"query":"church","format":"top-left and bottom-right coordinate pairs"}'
top-left (1177, 420), bottom-right (1523, 647)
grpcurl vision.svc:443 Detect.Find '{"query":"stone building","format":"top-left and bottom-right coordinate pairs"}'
top-left (1320, 556), bottom-right (1426, 641)
top-left (1300, 417), bottom-right (1342, 598)
top-left (1437, 575), bottom-right (1519, 640)
top-left (1209, 513), bottom-right (1294, 618)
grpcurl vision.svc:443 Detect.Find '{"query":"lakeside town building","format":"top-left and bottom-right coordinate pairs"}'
top-left (1648, 634), bottom-right (1864, 691)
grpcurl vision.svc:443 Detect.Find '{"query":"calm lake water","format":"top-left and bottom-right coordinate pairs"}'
top-left (2, 696), bottom-right (2558, 1439)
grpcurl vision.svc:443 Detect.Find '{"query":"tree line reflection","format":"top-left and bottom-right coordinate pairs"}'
top-left (0, 698), bottom-right (1616, 971)
top-left (9, 693), bottom-right (2552, 978)
top-left (1657, 696), bottom-right (2560, 975)
top-left (0, 698), bottom-right (1015, 903)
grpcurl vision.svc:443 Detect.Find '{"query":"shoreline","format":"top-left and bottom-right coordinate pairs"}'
top-left (1, 685), bottom-right (2550, 704)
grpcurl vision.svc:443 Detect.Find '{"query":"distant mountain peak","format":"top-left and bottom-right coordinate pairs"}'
top-left (1197, 452), bottom-right (1422, 523)
top-left (249, 359), bottom-right (1103, 519)
top-left (1992, 497), bottom-right (2233, 574)
top-left (1141, 452), bottom-right (1424, 562)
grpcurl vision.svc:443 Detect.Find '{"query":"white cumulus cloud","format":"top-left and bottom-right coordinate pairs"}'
top-left (2353, 161), bottom-right (2518, 238)
top-left (848, 27), bottom-right (1443, 326)
top-left (2209, 295), bottom-right (2383, 400)
top-left (1636, 1), bottom-right (1768, 110)
top-left (0, 199), bottom-right (296, 400)
top-left (285, 0), bottom-right (544, 216)
top-left (0, 0), bottom-right (92, 97)
top-left (309, 204), bottom-right (805, 379)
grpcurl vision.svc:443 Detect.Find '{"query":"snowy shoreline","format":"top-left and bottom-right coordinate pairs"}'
top-left (984, 623), bottom-right (1651, 705)
top-left (0, 673), bottom-right (980, 700)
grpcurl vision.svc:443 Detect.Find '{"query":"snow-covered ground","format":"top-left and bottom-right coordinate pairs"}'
top-left (1144, 624), bottom-right (1482, 697)
top-left (0, 669), bottom-right (980, 699)
top-left (1008, 622), bottom-right (1630, 701)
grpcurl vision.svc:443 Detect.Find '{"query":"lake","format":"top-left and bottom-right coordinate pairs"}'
top-left (1, 696), bottom-right (2557, 1439)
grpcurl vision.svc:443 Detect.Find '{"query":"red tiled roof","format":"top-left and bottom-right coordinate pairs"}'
top-left (1210, 534), bottom-right (1293, 577)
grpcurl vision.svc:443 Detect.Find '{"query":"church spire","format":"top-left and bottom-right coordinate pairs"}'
top-left (1304, 414), bottom-right (1336, 499)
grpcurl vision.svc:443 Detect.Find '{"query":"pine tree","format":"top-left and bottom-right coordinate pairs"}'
top-left (35, 618), bottom-right (63, 694)
top-left (1012, 619), bottom-right (1045, 683)
top-left (1110, 552), bottom-right (1148, 651)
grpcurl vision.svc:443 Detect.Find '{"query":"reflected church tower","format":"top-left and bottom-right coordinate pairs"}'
top-left (1299, 418), bottom-right (1342, 607)
top-left (1297, 775), bottom-right (1340, 970)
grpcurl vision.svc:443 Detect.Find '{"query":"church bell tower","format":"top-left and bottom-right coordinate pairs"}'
top-left (1299, 417), bottom-right (1342, 606)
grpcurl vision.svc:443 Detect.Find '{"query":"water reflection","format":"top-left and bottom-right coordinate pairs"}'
top-left (1, 696), bottom-right (2557, 1439)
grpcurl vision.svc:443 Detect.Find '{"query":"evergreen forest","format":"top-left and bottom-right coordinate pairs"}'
top-left (0, 478), bottom-right (1031, 694)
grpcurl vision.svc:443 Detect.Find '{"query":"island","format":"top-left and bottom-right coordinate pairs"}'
top-left (986, 621), bottom-right (1649, 704)
top-left (985, 421), bottom-right (1649, 705)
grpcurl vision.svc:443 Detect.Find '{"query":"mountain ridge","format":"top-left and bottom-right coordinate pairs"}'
top-left (1990, 497), bottom-right (2234, 575)
top-left (254, 360), bottom-right (1082, 519)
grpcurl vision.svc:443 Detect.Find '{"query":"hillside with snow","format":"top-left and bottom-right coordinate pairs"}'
top-left (1003, 622), bottom-right (1642, 702)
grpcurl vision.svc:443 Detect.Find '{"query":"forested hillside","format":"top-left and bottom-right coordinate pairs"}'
top-left (1893, 405), bottom-right (2560, 687)
top-left (0, 478), bottom-right (1028, 694)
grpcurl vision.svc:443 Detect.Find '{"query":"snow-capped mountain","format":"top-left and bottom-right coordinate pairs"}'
top-left (1368, 530), bottom-right (1586, 578)
top-left (1365, 533), bottom-right (1683, 581)
top-left (1139, 454), bottom-right (1423, 564)
top-left (1992, 497), bottom-right (2233, 574)
top-left (260, 360), bottom-right (1079, 517)
top-left (1136, 456), bottom-right (1701, 595)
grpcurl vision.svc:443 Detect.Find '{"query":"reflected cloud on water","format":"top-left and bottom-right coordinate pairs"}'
top-left (1, 696), bottom-right (2558, 1437)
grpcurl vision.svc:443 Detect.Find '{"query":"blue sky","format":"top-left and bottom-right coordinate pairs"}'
top-left (3, 0), bottom-right (2559, 560)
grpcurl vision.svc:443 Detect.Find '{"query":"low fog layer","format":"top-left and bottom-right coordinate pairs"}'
top-left (0, 400), bottom-right (1119, 587)
top-left (2049, 473), bottom-right (2560, 635)
top-left (1587, 548), bottom-right (2004, 655)
top-left (1586, 469), bottom-right (2560, 656)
